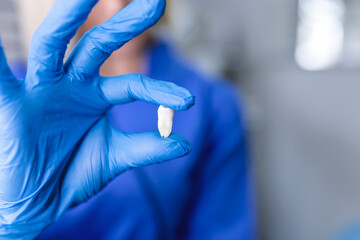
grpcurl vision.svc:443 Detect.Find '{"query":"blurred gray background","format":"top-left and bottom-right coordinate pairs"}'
top-left (2, 0), bottom-right (360, 239)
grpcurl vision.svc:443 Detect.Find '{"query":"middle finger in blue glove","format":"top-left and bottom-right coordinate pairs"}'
top-left (65, 0), bottom-right (166, 78)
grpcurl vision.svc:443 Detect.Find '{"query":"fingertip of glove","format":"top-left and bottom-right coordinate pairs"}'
top-left (168, 134), bottom-right (192, 155)
top-left (183, 95), bottom-right (196, 110)
top-left (178, 141), bottom-right (192, 155)
top-left (170, 94), bottom-right (195, 111)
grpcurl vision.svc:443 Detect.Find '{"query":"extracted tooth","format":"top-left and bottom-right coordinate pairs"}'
top-left (158, 105), bottom-right (174, 138)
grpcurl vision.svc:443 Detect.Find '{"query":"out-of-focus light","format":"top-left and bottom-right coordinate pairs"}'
top-left (295, 0), bottom-right (345, 71)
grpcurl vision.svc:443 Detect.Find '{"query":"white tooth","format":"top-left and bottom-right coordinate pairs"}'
top-left (158, 105), bottom-right (174, 138)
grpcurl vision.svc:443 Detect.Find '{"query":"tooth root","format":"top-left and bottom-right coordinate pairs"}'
top-left (159, 122), bottom-right (172, 138)
top-left (158, 105), bottom-right (174, 138)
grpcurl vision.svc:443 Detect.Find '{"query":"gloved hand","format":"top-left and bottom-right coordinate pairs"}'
top-left (0, 0), bottom-right (194, 239)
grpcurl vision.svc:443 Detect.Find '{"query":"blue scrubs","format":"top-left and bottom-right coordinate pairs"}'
top-left (35, 41), bottom-right (256, 239)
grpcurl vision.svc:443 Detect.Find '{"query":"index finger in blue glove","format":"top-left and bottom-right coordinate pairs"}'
top-left (65, 0), bottom-right (166, 77)
top-left (28, 0), bottom-right (98, 78)
top-left (100, 73), bottom-right (195, 111)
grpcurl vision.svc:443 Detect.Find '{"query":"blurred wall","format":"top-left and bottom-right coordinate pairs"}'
top-left (170, 0), bottom-right (360, 240)
top-left (0, 0), bottom-right (23, 61)
top-left (234, 1), bottom-right (360, 240)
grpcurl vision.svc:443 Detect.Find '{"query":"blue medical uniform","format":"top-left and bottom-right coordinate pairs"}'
top-left (34, 41), bottom-right (256, 239)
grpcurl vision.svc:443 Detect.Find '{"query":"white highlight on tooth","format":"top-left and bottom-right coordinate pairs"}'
top-left (158, 105), bottom-right (174, 138)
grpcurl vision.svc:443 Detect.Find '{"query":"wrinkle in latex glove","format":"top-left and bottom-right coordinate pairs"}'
top-left (0, 0), bottom-right (195, 239)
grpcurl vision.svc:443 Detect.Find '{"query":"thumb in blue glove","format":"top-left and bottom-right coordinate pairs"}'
top-left (0, 0), bottom-right (195, 239)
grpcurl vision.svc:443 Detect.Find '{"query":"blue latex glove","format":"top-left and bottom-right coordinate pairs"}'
top-left (0, 0), bottom-right (194, 239)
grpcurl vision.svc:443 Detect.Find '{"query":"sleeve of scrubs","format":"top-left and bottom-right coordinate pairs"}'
top-left (185, 82), bottom-right (257, 240)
